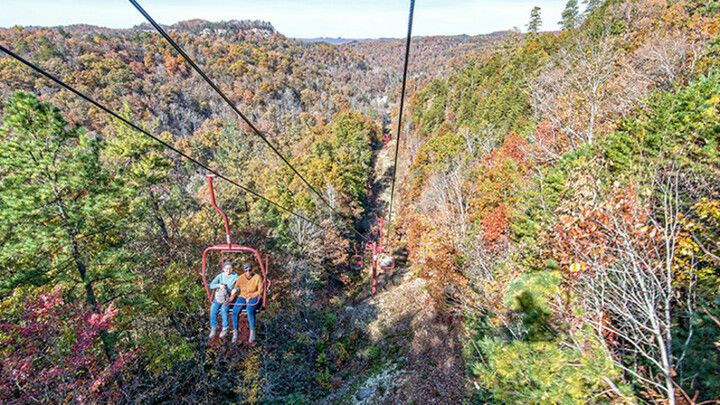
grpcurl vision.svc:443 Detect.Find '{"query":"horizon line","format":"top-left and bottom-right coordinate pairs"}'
top-left (0, 19), bottom-right (519, 40)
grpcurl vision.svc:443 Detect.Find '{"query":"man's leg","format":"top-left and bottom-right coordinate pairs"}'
top-left (247, 297), bottom-right (259, 342)
top-left (232, 297), bottom-right (247, 330)
top-left (246, 297), bottom-right (258, 330)
top-left (232, 297), bottom-right (247, 344)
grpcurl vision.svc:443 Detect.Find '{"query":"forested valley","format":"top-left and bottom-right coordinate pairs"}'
top-left (1, 0), bottom-right (719, 403)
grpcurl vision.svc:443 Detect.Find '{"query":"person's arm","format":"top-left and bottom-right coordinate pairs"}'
top-left (209, 273), bottom-right (224, 290)
top-left (249, 275), bottom-right (263, 299)
top-left (229, 279), bottom-right (240, 301)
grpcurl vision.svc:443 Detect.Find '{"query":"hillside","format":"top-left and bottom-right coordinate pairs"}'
top-left (0, 20), bottom-right (370, 138)
top-left (0, 22), bottom-right (501, 143)
top-left (1, 0), bottom-right (720, 404)
top-left (344, 33), bottom-right (507, 76)
top-left (395, 0), bottom-right (720, 403)
top-left (342, 33), bottom-right (507, 103)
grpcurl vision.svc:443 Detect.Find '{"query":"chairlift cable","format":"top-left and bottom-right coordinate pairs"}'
top-left (0, 44), bottom-right (324, 231)
top-left (129, 0), bottom-right (347, 222)
top-left (386, 0), bottom-right (415, 237)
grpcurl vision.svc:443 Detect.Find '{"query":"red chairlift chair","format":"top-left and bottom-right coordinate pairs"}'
top-left (200, 175), bottom-right (269, 312)
top-left (378, 254), bottom-right (395, 272)
top-left (376, 218), bottom-right (395, 272)
top-left (350, 242), bottom-right (364, 270)
top-left (366, 218), bottom-right (395, 294)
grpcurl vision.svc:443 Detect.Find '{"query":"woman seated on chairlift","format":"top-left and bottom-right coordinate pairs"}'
top-left (208, 262), bottom-right (238, 339)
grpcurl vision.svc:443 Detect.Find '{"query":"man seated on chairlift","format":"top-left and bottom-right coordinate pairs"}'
top-left (208, 262), bottom-right (238, 339)
top-left (230, 263), bottom-right (263, 343)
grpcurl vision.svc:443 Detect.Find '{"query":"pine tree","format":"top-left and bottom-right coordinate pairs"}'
top-left (0, 92), bottom-right (138, 359)
top-left (104, 103), bottom-right (174, 244)
top-left (560, 0), bottom-right (580, 30)
top-left (527, 6), bottom-right (542, 35)
top-left (583, 0), bottom-right (603, 14)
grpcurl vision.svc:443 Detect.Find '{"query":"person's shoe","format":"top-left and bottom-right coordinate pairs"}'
top-left (219, 328), bottom-right (228, 338)
top-left (208, 328), bottom-right (216, 339)
top-left (232, 329), bottom-right (238, 343)
top-left (248, 329), bottom-right (256, 343)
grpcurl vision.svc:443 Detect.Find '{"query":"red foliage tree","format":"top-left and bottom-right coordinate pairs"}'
top-left (486, 131), bottom-right (529, 167)
top-left (0, 290), bottom-right (136, 404)
top-left (481, 202), bottom-right (510, 251)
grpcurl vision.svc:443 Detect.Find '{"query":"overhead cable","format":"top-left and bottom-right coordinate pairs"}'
top-left (0, 44), bottom-right (324, 230)
top-left (386, 0), bottom-right (415, 232)
top-left (129, 0), bottom-right (345, 220)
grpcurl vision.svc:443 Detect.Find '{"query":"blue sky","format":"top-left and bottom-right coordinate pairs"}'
top-left (2, 1), bottom-right (570, 38)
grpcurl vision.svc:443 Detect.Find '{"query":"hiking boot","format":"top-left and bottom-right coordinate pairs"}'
top-left (208, 328), bottom-right (216, 339)
top-left (232, 329), bottom-right (238, 343)
top-left (219, 328), bottom-right (228, 338)
top-left (248, 329), bottom-right (256, 343)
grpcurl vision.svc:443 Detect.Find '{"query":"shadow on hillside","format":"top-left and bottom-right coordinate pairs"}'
top-left (326, 281), bottom-right (466, 404)
top-left (355, 142), bottom-right (396, 235)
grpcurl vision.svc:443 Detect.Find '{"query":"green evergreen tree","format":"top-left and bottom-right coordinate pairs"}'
top-left (0, 92), bottom-right (140, 358)
top-left (583, 0), bottom-right (603, 14)
top-left (0, 91), bottom-right (153, 334)
top-left (527, 6), bottom-right (543, 35)
top-left (560, 0), bottom-right (580, 30)
top-left (104, 103), bottom-right (174, 244)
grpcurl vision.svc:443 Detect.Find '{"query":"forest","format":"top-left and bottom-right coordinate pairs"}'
top-left (1, 0), bottom-right (719, 403)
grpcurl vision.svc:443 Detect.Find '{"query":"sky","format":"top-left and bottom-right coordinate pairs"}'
top-left (1, 0), bottom-right (570, 38)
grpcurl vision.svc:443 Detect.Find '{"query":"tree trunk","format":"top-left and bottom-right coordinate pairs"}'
top-left (656, 329), bottom-right (675, 405)
top-left (68, 229), bottom-right (116, 363)
top-left (55, 198), bottom-right (116, 363)
top-left (149, 189), bottom-right (171, 244)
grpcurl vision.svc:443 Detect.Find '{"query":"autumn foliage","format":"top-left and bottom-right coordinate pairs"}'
top-left (0, 290), bottom-right (136, 403)
top-left (398, 0), bottom-right (720, 402)
top-left (0, 0), bottom-right (719, 403)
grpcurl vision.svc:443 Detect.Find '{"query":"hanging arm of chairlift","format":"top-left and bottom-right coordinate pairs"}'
top-left (207, 175), bottom-right (232, 246)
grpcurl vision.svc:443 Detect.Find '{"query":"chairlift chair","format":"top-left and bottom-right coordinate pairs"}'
top-left (350, 242), bottom-right (364, 270)
top-left (200, 175), bottom-right (269, 311)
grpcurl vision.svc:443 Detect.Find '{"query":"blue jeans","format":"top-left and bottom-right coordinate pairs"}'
top-left (209, 301), bottom-right (230, 330)
top-left (232, 296), bottom-right (260, 331)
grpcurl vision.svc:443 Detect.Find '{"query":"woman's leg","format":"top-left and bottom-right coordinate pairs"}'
top-left (209, 302), bottom-right (220, 330)
top-left (232, 297), bottom-right (247, 330)
top-left (220, 303), bottom-right (230, 329)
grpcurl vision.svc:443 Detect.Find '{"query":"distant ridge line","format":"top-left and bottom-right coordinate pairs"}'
top-left (296, 31), bottom-right (510, 44)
